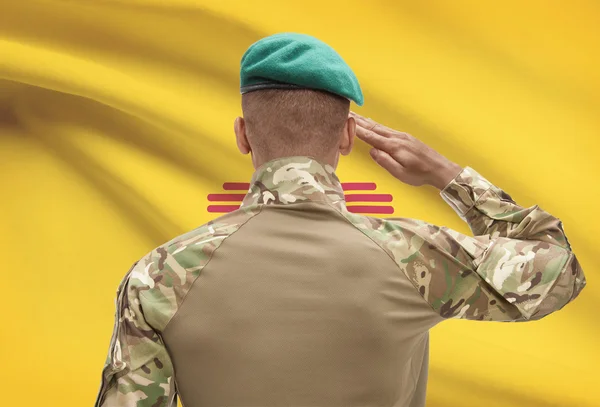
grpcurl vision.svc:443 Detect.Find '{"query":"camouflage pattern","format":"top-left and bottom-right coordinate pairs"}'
top-left (438, 167), bottom-right (585, 317)
top-left (440, 167), bottom-right (572, 249)
top-left (96, 156), bottom-right (586, 405)
top-left (95, 206), bottom-right (262, 407)
top-left (342, 165), bottom-right (585, 321)
top-left (240, 156), bottom-right (346, 211)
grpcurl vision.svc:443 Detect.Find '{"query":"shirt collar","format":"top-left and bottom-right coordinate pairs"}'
top-left (241, 156), bottom-right (346, 210)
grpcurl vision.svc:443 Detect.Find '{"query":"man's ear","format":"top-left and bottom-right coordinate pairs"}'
top-left (234, 117), bottom-right (251, 155)
top-left (339, 115), bottom-right (356, 156)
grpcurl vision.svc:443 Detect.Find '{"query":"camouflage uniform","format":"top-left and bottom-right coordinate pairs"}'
top-left (95, 156), bottom-right (586, 407)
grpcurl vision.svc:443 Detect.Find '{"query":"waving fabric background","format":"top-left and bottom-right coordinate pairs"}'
top-left (1, 1), bottom-right (598, 406)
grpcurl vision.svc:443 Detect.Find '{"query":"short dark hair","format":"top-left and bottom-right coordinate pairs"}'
top-left (241, 89), bottom-right (350, 159)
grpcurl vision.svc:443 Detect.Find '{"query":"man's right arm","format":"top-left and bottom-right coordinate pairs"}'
top-left (440, 167), bottom-right (586, 320)
top-left (350, 112), bottom-right (586, 322)
top-left (410, 166), bottom-right (585, 321)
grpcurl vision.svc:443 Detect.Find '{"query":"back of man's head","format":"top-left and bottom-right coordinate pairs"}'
top-left (240, 89), bottom-right (351, 164)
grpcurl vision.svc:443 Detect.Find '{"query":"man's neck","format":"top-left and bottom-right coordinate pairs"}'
top-left (252, 152), bottom-right (338, 170)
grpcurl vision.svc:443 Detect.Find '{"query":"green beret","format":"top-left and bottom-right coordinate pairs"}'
top-left (240, 33), bottom-right (364, 106)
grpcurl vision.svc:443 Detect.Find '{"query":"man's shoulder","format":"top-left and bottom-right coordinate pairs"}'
top-left (344, 211), bottom-right (480, 258)
top-left (158, 205), bottom-right (262, 256)
top-left (122, 205), bottom-right (263, 329)
top-left (341, 210), bottom-right (433, 240)
top-left (128, 206), bottom-right (259, 283)
top-left (340, 210), bottom-right (470, 265)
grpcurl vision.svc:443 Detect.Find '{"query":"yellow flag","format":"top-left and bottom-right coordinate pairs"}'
top-left (0, 1), bottom-right (598, 406)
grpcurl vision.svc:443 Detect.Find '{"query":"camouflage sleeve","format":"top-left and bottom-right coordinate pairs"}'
top-left (377, 167), bottom-right (585, 322)
top-left (440, 167), bottom-right (572, 248)
top-left (95, 260), bottom-right (177, 407)
top-left (407, 166), bottom-right (587, 321)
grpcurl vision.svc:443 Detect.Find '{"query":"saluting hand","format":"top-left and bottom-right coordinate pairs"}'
top-left (350, 112), bottom-right (463, 190)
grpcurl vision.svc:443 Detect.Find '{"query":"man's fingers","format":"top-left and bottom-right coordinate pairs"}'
top-left (351, 113), bottom-right (390, 135)
top-left (370, 148), bottom-right (404, 178)
top-left (350, 111), bottom-right (405, 139)
top-left (355, 124), bottom-right (398, 152)
top-left (350, 111), bottom-right (377, 129)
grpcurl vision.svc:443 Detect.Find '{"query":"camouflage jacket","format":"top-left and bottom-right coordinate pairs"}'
top-left (95, 156), bottom-right (586, 407)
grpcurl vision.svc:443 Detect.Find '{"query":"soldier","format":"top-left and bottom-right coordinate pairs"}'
top-left (95, 33), bottom-right (586, 407)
